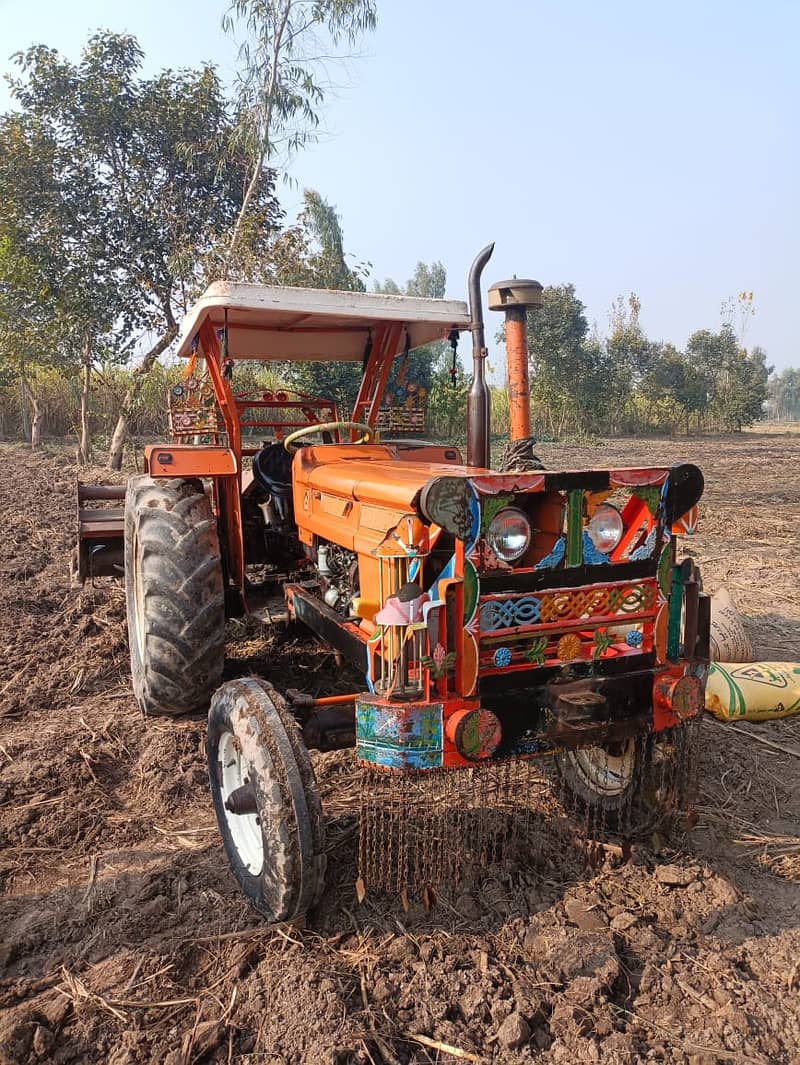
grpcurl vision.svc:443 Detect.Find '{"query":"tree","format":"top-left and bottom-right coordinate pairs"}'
top-left (376, 260), bottom-right (448, 391)
top-left (523, 283), bottom-right (609, 436)
top-left (768, 368), bottom-right (800, 421)
top-left (372, 261), bottom-right (464, 438)
top-left (222, 0), bottom-right (377, 269)
top-left (3, 33), bottom-right (284, 465)
top-left (284, 190), bottom-right (368, 410)
top-left (0, 106), bottom-right (120, 460)
top-left (686, 327), bottom-right (771, 431)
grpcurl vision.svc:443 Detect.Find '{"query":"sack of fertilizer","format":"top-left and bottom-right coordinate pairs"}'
top-left (705, 662), bottom-right (800, 722)
top-left (709, 587), bottom-right (754, 662)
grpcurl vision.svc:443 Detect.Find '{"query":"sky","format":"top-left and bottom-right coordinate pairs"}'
top-left (1, 0), bottom-right (798, 371)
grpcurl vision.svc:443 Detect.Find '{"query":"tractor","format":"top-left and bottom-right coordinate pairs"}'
top-left (76, 244), bottom-right (709, 922)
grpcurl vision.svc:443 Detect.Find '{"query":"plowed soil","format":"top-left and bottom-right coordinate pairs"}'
top-left (1, 434), bottom-right (800, 1065)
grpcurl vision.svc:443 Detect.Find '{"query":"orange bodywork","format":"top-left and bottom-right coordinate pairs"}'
top-left (144, 444), bottom-right (238, 478)
top-left (505, 311), bottom-right (531, 440)
top-left (292, 444), bottom-right (466, 605)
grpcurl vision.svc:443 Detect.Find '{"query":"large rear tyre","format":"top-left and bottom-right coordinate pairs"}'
top-left (207, 678), bottom-right (326, 922)
top-left (124, 475), bottom-right (225, 716)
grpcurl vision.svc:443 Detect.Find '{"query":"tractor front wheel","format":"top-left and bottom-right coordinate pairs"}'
top-left (554, 738), bottom-right (642, 820)
top-left (555, 728), bottom-right (697, 831)
top-left (124, 475), bottom-right (225, 716)
top-left (207, 678), bottom-right (326, 922)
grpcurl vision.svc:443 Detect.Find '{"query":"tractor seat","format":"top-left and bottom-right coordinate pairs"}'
top-left (252, 442), bottom-right (293, 497)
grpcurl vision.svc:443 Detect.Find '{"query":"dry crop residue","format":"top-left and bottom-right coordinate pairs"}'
top-left (1, 435), bottom-right (800, 1064)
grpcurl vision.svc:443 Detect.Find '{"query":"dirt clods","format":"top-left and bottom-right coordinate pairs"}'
top-left (2, 436), bottom-right (800, 1062)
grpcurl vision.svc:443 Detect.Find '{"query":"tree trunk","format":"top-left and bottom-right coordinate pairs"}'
top-left (29, 393), bottom-right (42, 448)
top-left (107, 324), bottom-right (178, 470)
top-left (78, 336), bottom-right (92, 466)
top-left (19, 374), bottom-right (30, 443)
top-left (19, 373), bottom-right (42, 449)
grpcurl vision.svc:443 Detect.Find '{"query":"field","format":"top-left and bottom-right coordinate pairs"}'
top-left (1, 433), bottom-right (800, 1065)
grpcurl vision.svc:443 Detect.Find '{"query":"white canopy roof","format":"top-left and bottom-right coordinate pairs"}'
top-left (176, 281), bottom-right (471, 361)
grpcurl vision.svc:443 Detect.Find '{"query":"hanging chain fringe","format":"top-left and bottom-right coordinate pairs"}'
top-left (357, 719), bottom-right (702, 895)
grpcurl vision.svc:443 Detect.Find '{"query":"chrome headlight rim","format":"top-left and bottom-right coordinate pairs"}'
top-left (486, 506), bottom-right (532, 563)
top-left (587, 502), bottom-right (624, 553)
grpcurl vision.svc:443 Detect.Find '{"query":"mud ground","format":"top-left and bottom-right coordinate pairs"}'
top-left (1, 434), bottom-right (799, 1064)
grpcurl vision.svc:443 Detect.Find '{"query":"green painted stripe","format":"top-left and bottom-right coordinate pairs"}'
top-left (566, 490), bottom-right (584, 567)
top-left (667, 565), bottom-right (683, 660)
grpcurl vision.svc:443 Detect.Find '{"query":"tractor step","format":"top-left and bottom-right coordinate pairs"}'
top-left (73, 482), bottom-right (126, 582)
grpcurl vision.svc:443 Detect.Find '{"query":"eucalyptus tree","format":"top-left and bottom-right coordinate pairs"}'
top-left (285, 188), bottom-right (369, 409)
top-left (223, 0), bottom-right (377, 269)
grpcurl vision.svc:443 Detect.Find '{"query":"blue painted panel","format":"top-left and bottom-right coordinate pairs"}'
top-left (629, 525), bottom-right (658, 561)
top-left (536, 535), bottom-right (565, 570)
top-left (582, 531), bottom-right (610, 565)
top-left (480, 596), bottom-right (542, 632)
top-left (356, 699), bottom-right (443, 769)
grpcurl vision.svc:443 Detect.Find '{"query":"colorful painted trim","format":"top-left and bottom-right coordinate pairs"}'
top-left (355, 699), bottom-right (443, 769)
top-left (667, 565), bottom-right (684, 660)
top-left (566, 490), bottom-right (584, 567)
top-left (493, 646), bottom-right (513, 668)
top-left (536, 536), bottom-right (565, 569)
top-left (479, 581), bottom-right (657, 633)
top-left (582, 531), bottom-right (610, 566)
top-left (629, 525), bottom-right (658, 561)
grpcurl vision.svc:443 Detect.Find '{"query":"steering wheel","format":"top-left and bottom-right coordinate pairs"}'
top-left (282, 420), bottom-right (375, 453)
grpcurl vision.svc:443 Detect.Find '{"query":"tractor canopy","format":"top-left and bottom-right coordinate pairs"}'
top-left (175, 282), bottom-right (471, 362)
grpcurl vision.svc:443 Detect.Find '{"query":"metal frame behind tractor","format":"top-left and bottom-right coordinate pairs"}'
top-left (76, 245), bottom-right (709, 921)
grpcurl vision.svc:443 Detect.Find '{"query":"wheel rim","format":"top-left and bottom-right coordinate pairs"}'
top-left (567, 740), bottom-right (636, 797)
top-left (218, 731), bottom-right (264, 875)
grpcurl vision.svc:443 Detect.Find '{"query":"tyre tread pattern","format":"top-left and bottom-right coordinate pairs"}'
top-left (125, 475), bottom-right (225, 716)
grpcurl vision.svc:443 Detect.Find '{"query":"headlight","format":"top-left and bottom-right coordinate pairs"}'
top-left (486, 507), bottom-right (531, 562)
top-left (587, 503), bottom-right (624, 552)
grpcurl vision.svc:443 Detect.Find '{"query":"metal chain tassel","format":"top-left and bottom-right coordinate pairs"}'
top-left (357, 723), bottom-right (702, 897)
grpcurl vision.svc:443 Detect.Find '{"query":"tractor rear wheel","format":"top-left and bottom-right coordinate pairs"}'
top-left (207, 678), bottom-right (326, 921)
top-left (124, 475), bottom-right (225, 716)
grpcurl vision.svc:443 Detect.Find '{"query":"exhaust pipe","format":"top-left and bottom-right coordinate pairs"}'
top-left (466, 243), bottom-right (495, 469)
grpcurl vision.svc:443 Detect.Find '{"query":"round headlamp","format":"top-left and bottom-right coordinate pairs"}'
top-left (486, 507), bottom-right (531, 562)
top-left (587, 503), bottom-right (624, 553)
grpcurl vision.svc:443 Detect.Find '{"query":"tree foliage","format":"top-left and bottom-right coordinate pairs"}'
top-left (507, 286), bottom-right (773, 437)
top-left (0, 31), bottom-right (283, 461)
top-left (222, 0), bottom-right (376, 267)
top-left (767, 367), bottom-right (800, 421)
top-left (283, 190), bottom-right (368, 410)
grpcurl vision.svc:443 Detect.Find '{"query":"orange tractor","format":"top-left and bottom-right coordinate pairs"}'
top-left (77, 245), bottom-right (708, 921)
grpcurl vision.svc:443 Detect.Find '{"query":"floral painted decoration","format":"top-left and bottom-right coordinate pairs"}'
top-left (524, 635), bottom-right (548, 666)
top-left (557, 634), bottom-right (582, 661)
top-left (592, 628), bottom-right (614, 660)
top-left (421, 642), bottom-right (456, 680)
top-left (493, 647), bottom-right (513, 668)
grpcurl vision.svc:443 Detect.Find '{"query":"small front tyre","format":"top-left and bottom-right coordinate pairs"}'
top-left (207, 678), bottom-right (326, 922)
top-left (555, 738), bottom-right (642, 823)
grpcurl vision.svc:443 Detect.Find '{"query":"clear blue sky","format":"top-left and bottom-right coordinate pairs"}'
top-left (2, 0), bottom-right (798, 370)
